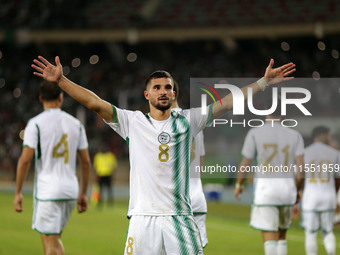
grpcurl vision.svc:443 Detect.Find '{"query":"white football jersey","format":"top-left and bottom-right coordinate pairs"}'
top-left (172, 108), bottom-right (207, 214)
top-left (302, 142), bottom-right (340, 211)
top-left (23, 109), bottom-right (88, 200)
top-left (105, 105), bottom-right (209, 216)
top-left (241, 122), bottom-right (304, 206)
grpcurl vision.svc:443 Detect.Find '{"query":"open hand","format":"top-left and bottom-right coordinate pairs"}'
top-left (32, 56), bottom-right (63, 83)
top-left (264, 59), bottom-right (296, 85)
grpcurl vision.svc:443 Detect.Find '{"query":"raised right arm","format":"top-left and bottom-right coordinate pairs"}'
top-left (32, 56), bottom-right (114, 123)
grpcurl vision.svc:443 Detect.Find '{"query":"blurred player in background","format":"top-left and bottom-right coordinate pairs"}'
top-left (171, 81), bottom-right (208, 248)
top-left (234, 104), bottom-right (305, 255)
top-left (301, 126), bottom-right (340, 255)
top-left (328, 138), bottom-right (340, 225)
top-left (93, 143), bottom-right (117, 208)
top-left (14, 81), bottom-right (91, 255)
top-left (31, 55), bottom-right (295, 254)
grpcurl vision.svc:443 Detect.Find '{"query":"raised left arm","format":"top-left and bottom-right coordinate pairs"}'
top-left (212, 59), bottom-right (296, 118)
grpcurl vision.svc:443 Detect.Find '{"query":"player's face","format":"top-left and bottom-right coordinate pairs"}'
top-left (145, 78), bottom-right (174, 111)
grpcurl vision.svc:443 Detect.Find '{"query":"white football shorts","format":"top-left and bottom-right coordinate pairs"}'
top-left (32, 199), bottom-right (76, 235)
top-left (124, 215), bottom-right (204, 255)
top-left (302, 211), bottom-right (335, 233)
top-left (250, 205), bottom-right (293, 232)
top-left (194, 214), bottom-right (208, 248)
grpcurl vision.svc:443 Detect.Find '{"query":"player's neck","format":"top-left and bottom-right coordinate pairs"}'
top-left (149, 108), bottom-right (171, 121)
top-left (314, 138), bottom-right (327, 145)
top-left (43, 101), bottom-right (61, 110)
top-left (171, 101), bottom-right (179, 109)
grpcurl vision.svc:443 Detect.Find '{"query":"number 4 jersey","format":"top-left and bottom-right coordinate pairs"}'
top-left (302, 142), bottom-right (340, 212)
top-left (23, 109), bottom-right (88, 200)
top-left (105, 105), bottom-right (209, 216)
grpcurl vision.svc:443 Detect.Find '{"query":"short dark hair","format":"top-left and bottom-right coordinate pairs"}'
top-left (173, 80), bottom-right (179, 101)
top-left (40, 81), bottom-right (62, 101)
top-left (144, 70), bottom-right (173, 89)
top-left (311, 126), bottom-right (330, 140)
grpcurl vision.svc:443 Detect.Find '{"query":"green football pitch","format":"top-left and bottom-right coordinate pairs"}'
top-left (1, 192), bottom-right (339, 254)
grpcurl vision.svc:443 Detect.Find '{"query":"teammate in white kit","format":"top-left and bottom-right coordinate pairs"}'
top-left (302, 126), bottom-right (340, 255)
top-left (171, 81), bottom-right (208, 248)
top-left (32, 55), bottom-right (295, 254)
top-left (234, 108), bottom-right (304, 255)
top-left (14, 81), bottom-right (91, 255)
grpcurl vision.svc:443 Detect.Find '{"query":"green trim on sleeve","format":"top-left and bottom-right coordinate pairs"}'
top-left (206, 104), bottom-right (213, 126)
top-left (112, 104), bottom-right (118, 123)
top-left (126, 137), bottom-right (129, 146)
top-left (193, 212), bottom-right (207, 215)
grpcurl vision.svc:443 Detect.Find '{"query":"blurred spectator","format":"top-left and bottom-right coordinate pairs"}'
top-left (93, 143), bottom-right (117, 208)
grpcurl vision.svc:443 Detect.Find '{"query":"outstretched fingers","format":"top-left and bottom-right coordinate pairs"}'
top-left (267, 58), bottom-right (274, 68)
top-left (283, 77), bottom-right (294, 81)
top-left (55, 56), bottom-right (61, 66)
top-left (278, 63), bottom-right (296, 77)
top-left (31, 63), bottom-right (44, 73)
top-left (38, 55), bottom-right (52, 66)
top-left (283, 68), bottom-right (296, 77)
top-left (33, 59), bottom-right (46, 69)
top-left (32, 71), bottom-right (44, 78)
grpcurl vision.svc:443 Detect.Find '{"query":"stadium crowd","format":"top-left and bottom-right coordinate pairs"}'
top-left (1, 0), bottom-right (340, 180)
top-left (1, 36), bottom-right (340, 178)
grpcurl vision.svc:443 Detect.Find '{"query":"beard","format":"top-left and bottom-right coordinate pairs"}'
top-left (150, 96), bottom-right (173, 111)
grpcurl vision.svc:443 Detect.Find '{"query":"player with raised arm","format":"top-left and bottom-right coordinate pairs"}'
top-left (14, 81), bottom-right (91, 255)
top-left (234, 106), bottom-right (304, 255)
top-left (171, 81), bottom-right (208, 248)
top-left (302, 126), bottom-right (340, 255)
top-left (32, 55), bottom-right (295, 254)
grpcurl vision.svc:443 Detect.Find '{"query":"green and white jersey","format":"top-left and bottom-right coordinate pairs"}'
top-left (302, 142), bottom-right (340, 212)
top-left (23, 109), bottom-right (88, 201)
top-left (241, 122), bottom-right (304, 206)
top-left (173, 108), bottom-right (207, 214)
top-left (105, 106), bottom-right (209, 216)
top-left (189, 130), bottom-right (207, 214)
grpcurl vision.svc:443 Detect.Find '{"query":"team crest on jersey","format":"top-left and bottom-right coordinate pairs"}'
top-left (158, 132), bottom-right (171, 144)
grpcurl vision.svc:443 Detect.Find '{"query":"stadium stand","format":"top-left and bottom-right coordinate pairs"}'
top-left (0, 0), bottom-right (340, 182)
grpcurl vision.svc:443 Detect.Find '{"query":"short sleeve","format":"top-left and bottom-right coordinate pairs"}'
top-left (241, 130), bottom-right (256, 159)
top-left (23, 120), bottom-right (38, 149)
top-left (196, 131), bottom-right (205, 157)
top-left (104, 105), bottom-right (134, 140)
top-left (78, 124), bottom-right (88, 150)
top-left (187, 106), bottom-right (211, 137)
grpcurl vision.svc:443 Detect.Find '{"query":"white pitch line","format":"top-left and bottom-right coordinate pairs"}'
top-left (207, 222), bottom-right (340, 246)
